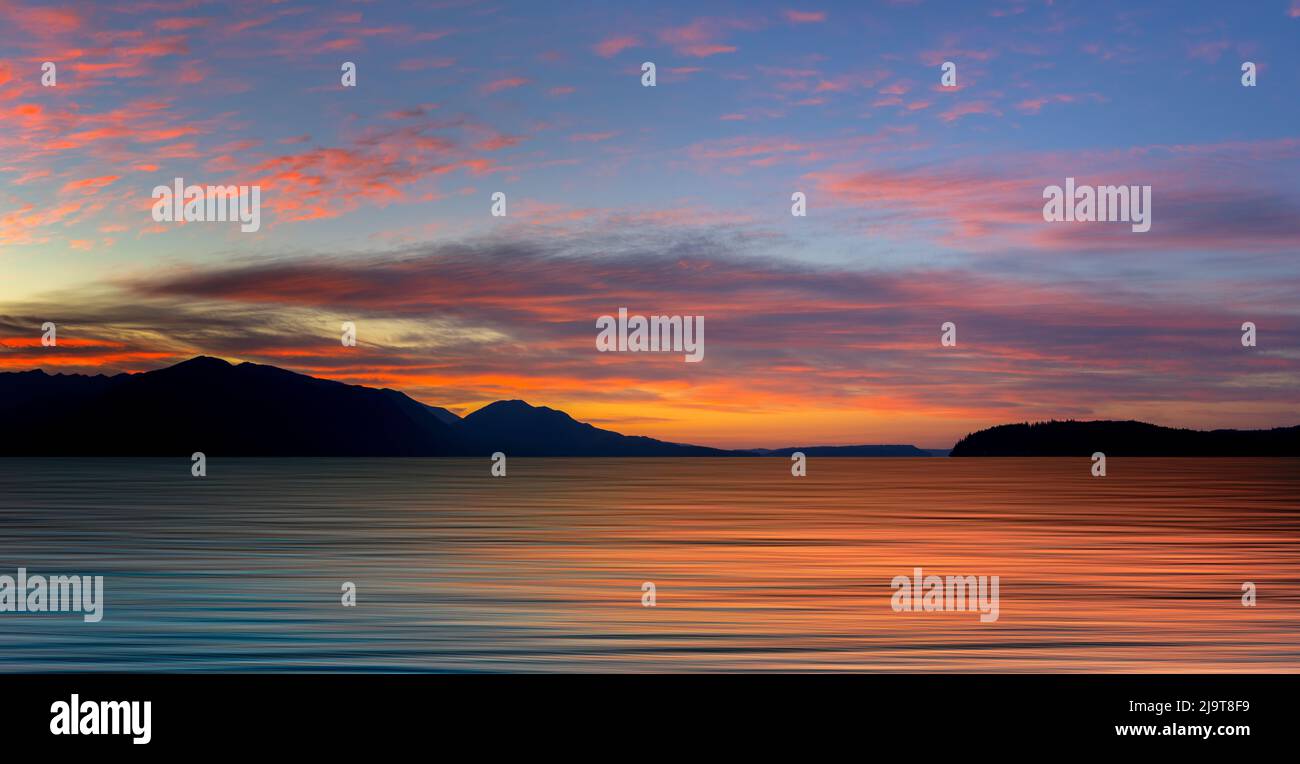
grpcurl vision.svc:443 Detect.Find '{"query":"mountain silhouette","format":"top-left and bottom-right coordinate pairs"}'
top-left (1, 356), bottom-right (458, 456)
top-left (7, 359), bottom-right (1293, 458)
top-left (950, 419), bottom-right (1300, 457)
top-left (0, 356), bottom-right (911, 457)
top-left (457, 400), bottom-right (726, 456)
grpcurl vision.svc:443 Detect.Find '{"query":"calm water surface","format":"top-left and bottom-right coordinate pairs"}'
top-left (1, 457), bottom-right (1297, 672)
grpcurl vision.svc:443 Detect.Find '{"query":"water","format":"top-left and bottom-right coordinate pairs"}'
top-left (1, 457), bottom-right (1297, 672)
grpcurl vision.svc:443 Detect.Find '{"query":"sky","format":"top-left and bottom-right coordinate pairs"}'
top-left (1, 0), bottom-right (1298, 449)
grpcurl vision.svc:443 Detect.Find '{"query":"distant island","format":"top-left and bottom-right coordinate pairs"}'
top-left (0, 356), bottom-right (934, 457)
top-left (951, 420), bottom-right (1300, 457)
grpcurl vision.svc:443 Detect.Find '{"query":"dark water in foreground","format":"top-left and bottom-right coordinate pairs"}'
top-left (1, 458), bottom-right (1297, 672)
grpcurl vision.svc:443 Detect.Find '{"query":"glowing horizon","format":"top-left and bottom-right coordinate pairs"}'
top-left (2, 0), bottom-right (1298, 449)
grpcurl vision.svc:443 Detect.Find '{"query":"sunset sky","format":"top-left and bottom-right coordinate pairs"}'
top-left (1, 0), bottom-right (1298, 449)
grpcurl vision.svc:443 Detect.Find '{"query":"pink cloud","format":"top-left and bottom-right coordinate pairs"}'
top-left (920, 48), bottom-right (997, 67)
top-left (569, 132), bottom-right (618, 143)
top-left (939, 100), bottom-right (1002, 122)
top-left (1015, 93), bottom-right (1104, 114)
top-left (807, 138), bottom-right (1300, 255)
top-left (783, 10), bottom-right (826, 23)
top-left (480, 77), bottom-right (529, 94)
top-left (1187, 40), bottom-right (1232, 63)
top-left (657, 17), bottom-right (758, 57)
top-left (475, 133), bottom-right (526, 151)
top-left (398, 57), bottom-right (456, 71)
top-left (155, 17), bottom-right (209, 31)
top-left (593, 35), bottom-right (639, 57)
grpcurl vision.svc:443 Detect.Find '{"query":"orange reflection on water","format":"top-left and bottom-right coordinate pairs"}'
top-left (445, 457), bottom-right (1300, 671)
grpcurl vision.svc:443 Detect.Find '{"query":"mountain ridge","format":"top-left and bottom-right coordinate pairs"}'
top-left (7, 359), bottom-right (1291, 457)
top-left (0, 356), bottom-right (926, 457)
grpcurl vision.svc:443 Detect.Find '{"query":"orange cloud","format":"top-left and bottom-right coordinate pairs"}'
top-left (60, 175), bottom-right (121, 194)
